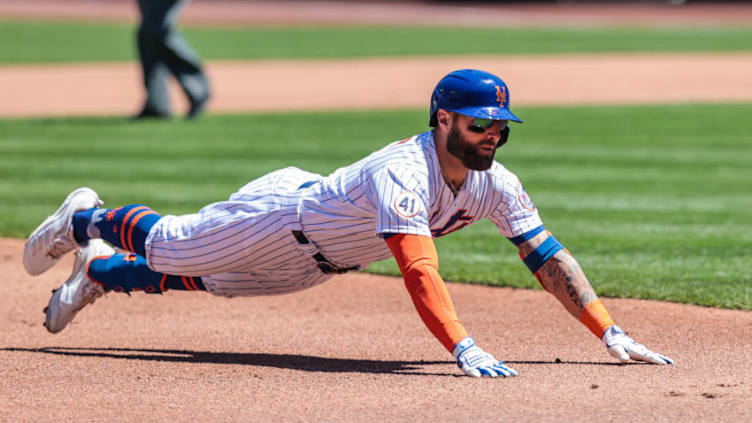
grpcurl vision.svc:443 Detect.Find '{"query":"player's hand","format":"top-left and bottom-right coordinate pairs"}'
top-left (452, 336), bottom-right (518, 378)
top-left (602, 325), bottom-right (674, 365)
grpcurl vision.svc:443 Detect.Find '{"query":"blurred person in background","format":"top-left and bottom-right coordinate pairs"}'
top-left (133, 0), bottom-right (210, 120)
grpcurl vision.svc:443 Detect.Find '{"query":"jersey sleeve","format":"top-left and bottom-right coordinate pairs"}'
top-left (368, 166), bottom-right (432, 237)
top-left (488, 171), bottom-right (544, 239)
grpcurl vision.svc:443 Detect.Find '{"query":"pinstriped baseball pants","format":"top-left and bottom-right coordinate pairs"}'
top-left (144, 167), bottom-right (332, 297)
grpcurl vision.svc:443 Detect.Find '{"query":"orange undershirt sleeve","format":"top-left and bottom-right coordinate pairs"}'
top-left (385, 233), bottom-right (468, 352)
top-left (580, 299), bottom-right (615, 339)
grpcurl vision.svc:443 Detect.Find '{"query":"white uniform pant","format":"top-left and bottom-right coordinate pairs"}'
top-left (144, 167), bottom-right (333, 297)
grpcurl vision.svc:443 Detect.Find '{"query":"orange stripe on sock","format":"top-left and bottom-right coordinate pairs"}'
top-left (180, 276), bottom-right (193, 291)
top-left (188, 277), bottom-right (199, 291)
top-left (126, 210), bottom-right (158, 253)
top-left (159, 273), bottom-right (168, 292)
top-left (119, 206), bottom-right (148, 252)
top-left (85, 255), bottom-right (114, 289)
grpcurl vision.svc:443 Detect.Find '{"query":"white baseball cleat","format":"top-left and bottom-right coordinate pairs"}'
top-left (23, 187), bottom-right (103, 276)
top-left (44, 239), bottom-right (113, 334)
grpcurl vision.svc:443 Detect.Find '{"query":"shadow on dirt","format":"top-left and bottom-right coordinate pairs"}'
top-left (2, 346), bottom-right (635, 375)
top-left (506, 360), bottom-right (639, 366)
top-left (2, 346), bottom-right (460, 376)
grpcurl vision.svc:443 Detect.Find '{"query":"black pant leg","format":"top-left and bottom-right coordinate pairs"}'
top-left (137, 0), bottom-right (209, 116)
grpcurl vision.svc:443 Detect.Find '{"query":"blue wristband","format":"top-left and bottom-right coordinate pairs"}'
top-left (522, 235), bottom-right (564, 274)
top-left (508, 225), bottom-right (545, 246)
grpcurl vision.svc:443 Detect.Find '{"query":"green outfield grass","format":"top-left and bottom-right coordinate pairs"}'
top-left (1, 19), bottom-right (752, 63)
top-left (1, 104), bottom-right (750, 309)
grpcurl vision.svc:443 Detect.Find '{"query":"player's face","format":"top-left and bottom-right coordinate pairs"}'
top-left (446, 114), bottom-right (506, 170)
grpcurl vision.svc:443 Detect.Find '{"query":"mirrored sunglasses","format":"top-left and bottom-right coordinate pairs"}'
top-left (467, 118), bottom-right (508, 133)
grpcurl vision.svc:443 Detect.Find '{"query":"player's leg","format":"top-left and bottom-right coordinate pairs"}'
top-left (26, 183), bottom-right (282, 278)
top-left (72, 195), bottom-right (292, 279)
top-left (87, 251), bottom-right (206, 294)
top-left (27, 167), bottom-right (325, 282)
top-left (23, 187), bottom-right (162, 275)
top-left (44, 238), bottom-right (206, 334)
top-left (72, 204), bottom-right (162, 257)
top-left (25, 168), bottom-right (319, 277)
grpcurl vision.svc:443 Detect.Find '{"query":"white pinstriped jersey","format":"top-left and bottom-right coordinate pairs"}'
top-left (145, 130), bottom-right (542, 297)
top-left (298, 129), bottom-right (543, 268)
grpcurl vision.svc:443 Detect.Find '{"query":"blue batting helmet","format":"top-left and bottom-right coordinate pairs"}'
top-left (429, 69), bottom-right (522, 127)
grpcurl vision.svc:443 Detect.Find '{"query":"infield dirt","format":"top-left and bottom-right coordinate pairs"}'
top-left (1, 1), bottom-right (751, 422)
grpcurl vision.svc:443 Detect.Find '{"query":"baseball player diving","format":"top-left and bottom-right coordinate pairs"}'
top-left (23, 69), bottom-right (673, 378)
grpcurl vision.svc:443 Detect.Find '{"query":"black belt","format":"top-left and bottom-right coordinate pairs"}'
top-left (292, 230), bottom-right (360, 274)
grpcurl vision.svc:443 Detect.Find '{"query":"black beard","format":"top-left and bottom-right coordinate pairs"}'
top-left (446, 124), bottom-right (496, 170)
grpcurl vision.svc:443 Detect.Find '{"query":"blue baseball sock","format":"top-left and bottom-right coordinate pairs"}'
top-left (87, 253), bottom-right (205, 294)
top-left (73, 205), bottom-right (162, 257)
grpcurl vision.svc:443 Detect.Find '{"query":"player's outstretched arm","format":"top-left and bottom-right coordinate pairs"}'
top-left (517, 231), bottom-right (674, 365)
top-left (385, 233), bottom-right (517, 378)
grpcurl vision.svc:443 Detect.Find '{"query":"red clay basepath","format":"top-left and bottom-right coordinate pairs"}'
top-left (2, 239), bottom-right (751, 421)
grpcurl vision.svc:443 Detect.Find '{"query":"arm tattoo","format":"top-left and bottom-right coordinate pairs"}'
top-left (565, 271), bottom-right (582, 309)
top-left (518, 236), bottom-right (598, 319)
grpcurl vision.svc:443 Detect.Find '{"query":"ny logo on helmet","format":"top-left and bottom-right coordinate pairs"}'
top-left (495, 85), bottom-right (507, 107)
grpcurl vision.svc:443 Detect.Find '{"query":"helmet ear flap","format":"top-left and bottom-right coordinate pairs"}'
top-left (429, 88), bottom-right (443, 127)
top-left (497, 126), bottom-right (510, 148)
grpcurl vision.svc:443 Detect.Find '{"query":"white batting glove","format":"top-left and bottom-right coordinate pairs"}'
top-left (602, 325), bottom-right (674, 365)
top-left (452, 336), bottom-right (518, 378)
